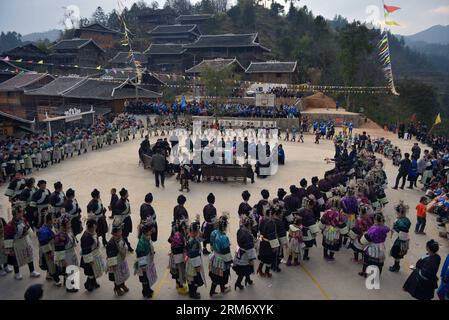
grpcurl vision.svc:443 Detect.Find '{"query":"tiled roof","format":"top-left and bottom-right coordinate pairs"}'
top-left (109, 52), bottom-right (148, 65)
top-left (148, 24), bottom-right (198, 35)
top-left (25, 76), bottom-right (87, 96)
top-left (175, 14), bottom-right (213, 23)
top-left (184, 33), bottom-right (270, 51)
top-left (51, 39), bottom-right (105, 52)
top-left (144, 44), bottom-right (186, 55)
top-left (185, 58), bottom-right (244, 74)
top-left (0, 72), bottom-right (54, 92)
top-left (62, 79), bottom-right (161, 100)
top-left (1, 43), bottom-right (48, 59)
top-left (245, 61), bottom-right (297, 73)
top-left (76, 23), bottom-right (120, 34)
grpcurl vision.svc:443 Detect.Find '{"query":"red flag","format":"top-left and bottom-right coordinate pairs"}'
top-left (384, 4), bottom-right (401, 13)
top-left (410, 113), bottom-right (417, 122)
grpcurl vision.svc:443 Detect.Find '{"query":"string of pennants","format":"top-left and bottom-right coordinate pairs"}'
top-left (379, 2), bottom-right (400, 96)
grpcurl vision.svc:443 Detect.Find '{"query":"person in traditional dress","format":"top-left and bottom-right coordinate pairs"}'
top-left (238, 190), bottom-right (252, 217)
top-left (106, 222), bottom-right (130, 296)
top-left (348, 204), bottom-right (373, 262)
top-left (389, 201), bottom-right (411, 273)
top-left (135, 223), bottom-right (158, 298)
top-left (87, 189), bottom-right (109, 246)
top-left (112, 188), bottom-right (133, 252)
top-left (49, 181), bottom-right (65, 219)
top-left (139, 193), bottom-right (157, 241)
top-left (202, 193), bottom-right (217, 255)
top-left (4, 206), bottom-right (40, 280)
top-left (18, 178), bottom-right (37, 229)
top-left (64, 188), bottom-right (82, 241)
top-left (272, 192), bottom-right (287, 272)
top-left (80, 219), bottom-right (105, 292)
top-left (37, 212), bottom-right (59, 285)
top-left (108, 188), bottom-right (119, 219)
top-left (341, 188), bottom-right (358, 246)
top-left (404, 239), bottom-right (441, 300)
top-left (358, 213), bottom-right (390, 278)
top-left (54, 215), bottom-right (79, 292)
top-left (168, 219), bottom-right (188, 295)
top-left (257, 206), bottom-right (279, 278)
top-left (209, 215), bottom-right (232, 296)
top-left (233, 215), bottom-right (256, 289)
top-left (186, 219), bottom-right (206, 299)
top-left (297, 197), bottom-right (319, 260)
top-left (173, 195), bottom-right (189, 222)
top-left (4, 171), bottom-right (25, 205)
top-left (319, 197), bottom-right (348, 261)
top-left (286, 216), bottom-right (304, 266)
top-left (30, 180), bottom-right (50, 228)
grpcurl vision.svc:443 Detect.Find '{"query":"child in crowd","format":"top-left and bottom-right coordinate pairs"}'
top-left (415, 196), bottom-right (428, 235)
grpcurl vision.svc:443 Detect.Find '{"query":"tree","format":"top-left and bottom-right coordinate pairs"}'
top-left (0, 32), bottom-right (22, 53)
top-left (164, 0), bottom-right (193, 15)
top-left (107, 10), bottom-right (121, 31)
top-left (91, 6), bottom-right (108, 26)
top-left (270, 2), bottom-right (284, 16)
top-left (201, 65), bottom-right (239, 107)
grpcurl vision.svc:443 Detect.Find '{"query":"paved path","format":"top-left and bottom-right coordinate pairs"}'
top-left (0, 127), bottom-right (447, 300)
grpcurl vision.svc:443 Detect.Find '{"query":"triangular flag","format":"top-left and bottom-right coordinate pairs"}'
top-left (435, 113), bottom-right (442, 125)
top-left (385, 20), bottom-right (400, 26)
top-left (26, 60), bottom-right (33, 64)
top-left (15, 59), bottom-right (22, 62)
top-left (37, 60), bottom-right (44, 64)
top-left (384, 4), bottom-right (401, 13)
top-left (96, 65), bottom-right (101, 70)
top-left (410, 113), bottom-right (417, 122)
top-left (4, 56), bottom-right (10, 61)
top-left (74, 65), bottom-right (79, 68)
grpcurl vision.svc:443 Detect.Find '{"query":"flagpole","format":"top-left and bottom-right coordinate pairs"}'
top-left (381, 0), bottom-right (399, 96)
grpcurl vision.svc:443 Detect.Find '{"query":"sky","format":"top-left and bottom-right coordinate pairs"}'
top-left (0, 0), bottom-right (448, 36)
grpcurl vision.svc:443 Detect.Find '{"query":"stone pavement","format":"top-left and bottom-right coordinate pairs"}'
top-left (0, 127), bottom-right (447, 300)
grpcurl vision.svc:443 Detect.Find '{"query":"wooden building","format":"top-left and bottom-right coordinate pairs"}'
top-left (101, 68), bottom-right (165, 92)
top-left (26, 77), bottom-right (162, 115)
top-left (245, 61), bottom-right (298, 84)
top-left (74, 23), bottom-right (121, 49)
top-left (1, 43), bottom-right (48, 62)
top-left (49, 39), bottom-right (105, 67)
top-left (183, 33), bottom-right (270, 68)
top-left (144, 44), bottom-right (187, 73)
top-left (0, 72), bottom-right (54, 119)
top-left (0, 60), bottom-right (30, 83)
top-left (148, 24), bottom-right (201, 44)
top-left (109, 52), bottom-right (149, 69)
top-left (0, 110), bottom-right (35, 136)
top-left (185, 58), bottom-right (245, 77)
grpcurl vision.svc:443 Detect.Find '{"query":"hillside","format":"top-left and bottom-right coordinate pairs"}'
top-left (403, 24), bottom-right (449, 45)
top-left (22, 29), bottom-right (61, 43)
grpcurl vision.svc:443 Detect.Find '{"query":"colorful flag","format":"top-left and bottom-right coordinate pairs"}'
top-left (4, 56), bottom-right (10, 61)
top-left (435, 113), bottom-right (442, 125)
top-left (384, 4), bottom-right (401, 13)
top-left (385, 20), bottom-right (400, 26)
top-left (410, 113), bottom-right (417, 122)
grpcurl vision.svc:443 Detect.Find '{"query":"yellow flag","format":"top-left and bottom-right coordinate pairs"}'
top-left (96, 65), bottom-right (101, 70)
top-left (385, 20), bottom-right (400, 26)
top-left (37, 60), bottom-right (44, 64)
top-left (435, 113), bottom-right (442, 125)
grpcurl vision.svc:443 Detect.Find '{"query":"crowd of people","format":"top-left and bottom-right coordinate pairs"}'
top-left (125, 100), bottom-right (301, 118)
top-left (2, 121), bottom-right (448, 301)
top-left (0, 114), bottom-right (145, 184)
